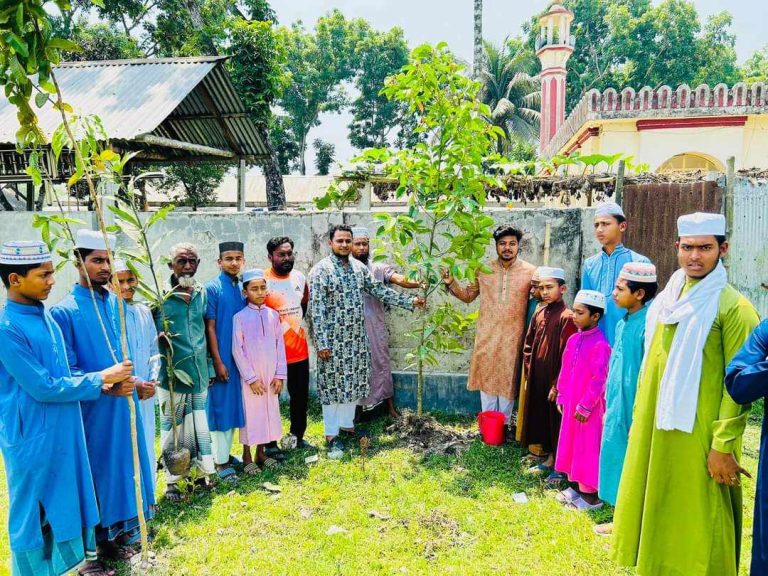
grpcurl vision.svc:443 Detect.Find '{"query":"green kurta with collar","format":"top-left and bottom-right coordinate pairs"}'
top-left (612, 281), bottom-right (759, 576)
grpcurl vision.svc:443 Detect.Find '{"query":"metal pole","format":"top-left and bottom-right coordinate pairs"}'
top-left (615, 159), bottom-right (626, 207)
top-left (237, 158), bottom-right (246, 212)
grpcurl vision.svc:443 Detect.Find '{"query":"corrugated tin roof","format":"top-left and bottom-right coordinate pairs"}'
top-left (0, 56), bottom-right (268, 159)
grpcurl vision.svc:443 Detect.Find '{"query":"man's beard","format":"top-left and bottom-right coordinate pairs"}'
top-left (176, 274), bottom-right (195, 289)
top-left (275, 260), bottom-right (294, 275)
top-left (355, 252), bottom-right (369, 264)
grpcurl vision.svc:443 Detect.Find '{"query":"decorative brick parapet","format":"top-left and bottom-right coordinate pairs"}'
top-left (542, 82), bottom-right (768, 158)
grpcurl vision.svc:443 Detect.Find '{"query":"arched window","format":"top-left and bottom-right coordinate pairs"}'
top-left (657, 153), bottom-right (725, 173)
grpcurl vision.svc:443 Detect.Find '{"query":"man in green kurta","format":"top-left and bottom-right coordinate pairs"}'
top-left (612, 212), bottom-right (759, 576)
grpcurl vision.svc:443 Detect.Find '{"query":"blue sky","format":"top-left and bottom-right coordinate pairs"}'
top-left (275, 0), bottom-right (767, 171)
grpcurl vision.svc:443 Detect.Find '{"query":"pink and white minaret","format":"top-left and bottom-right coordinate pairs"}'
top-left (536, 0), bottom-right (574, 151)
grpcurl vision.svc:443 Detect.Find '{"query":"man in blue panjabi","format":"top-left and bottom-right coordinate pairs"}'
top-left (581, 202), bottom-right (650, 345)
top-left (0, 239), bottom-right (135, 576)
top-left (50, 230), bottom-right (155, 563)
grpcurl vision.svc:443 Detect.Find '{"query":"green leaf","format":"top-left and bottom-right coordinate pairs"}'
top-left (172, 369), bottom-right (193, 387)
top-left (6, 32), bottom-right (29, 58)
top-left (47, 38), bottom-right (83, 53)
top-left (34, 91), bottom-right (48, 109)
top-left (107, 204), bottom-right (141, 228)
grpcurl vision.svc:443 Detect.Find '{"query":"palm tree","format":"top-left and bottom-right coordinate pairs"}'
top-left (479, 38), bottom-right (541, 154)
top-left (473, 0), bottom-right (483, 79)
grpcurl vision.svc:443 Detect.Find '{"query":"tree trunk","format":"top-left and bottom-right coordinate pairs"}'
top-left (473, 0), bottom-right (483, 79)
top-left (256, 124), bottom-right (286, 210)
top-left (298, 130), bottom-right (307, 176)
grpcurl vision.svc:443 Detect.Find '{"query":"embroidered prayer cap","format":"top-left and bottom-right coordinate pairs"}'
top-left (218, 241), bottom-right (244, 254)
top-left (0, 240), bottom-right (52, 265)
top-left (75, 229), bottom-right (116, 251)
top-left (677, 212), bottom-right (726, 238)
top-left (242, 268), bottom-right (265, 284)
top-left (594, 202), bottom-right (625, 219)
top-left (619, 262), bottom-right (657, 283)
top-left (575, 289), bottom-right (607, 310)
top-left (531, 268), bottom-right (541, 281)
top-left (113, 258), bottom-right (131, 273)
top-left (536, 266), bottom-right (566, 281)
top-left (352, 226), bottom-right (369, 239)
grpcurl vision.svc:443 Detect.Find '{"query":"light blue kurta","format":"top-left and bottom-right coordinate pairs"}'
top-left (205, 272), bottom-right (245, 431)
top-left (581, 244), bottom-right (650, 344)
top-left (598, 305), bottom-right (648, 505)
top-left (0, 300), bottom-right (101, 557)
top-left (125, 301), bottom-right (160, 474)
top-left (51, 284), bottom-right (155, 535)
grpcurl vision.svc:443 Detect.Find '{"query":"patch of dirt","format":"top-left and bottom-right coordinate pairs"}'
top-left (417, 510), bottom-right (473, 560)
top-left (386, 411), bottom-right (475, 457)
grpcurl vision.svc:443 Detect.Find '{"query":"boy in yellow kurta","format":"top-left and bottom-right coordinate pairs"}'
top-left (612, 213), bottom-right (759, 576)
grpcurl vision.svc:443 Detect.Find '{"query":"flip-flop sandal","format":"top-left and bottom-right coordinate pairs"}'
top-left (340, 428), bottom-right (372, 440)
top-left (545, 471), bottom-right (568, 485)
top-left (567, 496), bottom-right (604, 511)
top-left (99, 541), bottom-right (138, 561)
top-left (216, 467), bottom-right (239, 484)
top-left (555, 487), bottom-right (580, 503)
top-left (164, 485), bottom-right (186, 503)
top-left (230, 457), bottom-right (243, 469)
top-left (243, 462), bottom-right (261, 476)
top-left (264, 446), bottom-right (287, 461)
top-left (259, 457), bottom-right (281, 470)
top-left (79, 561), bottom-right (116, 576)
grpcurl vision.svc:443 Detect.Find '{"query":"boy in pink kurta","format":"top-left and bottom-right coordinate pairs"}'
top-left (232, 269), bottom-right (287, 471)
top-left (555, 289), bottom-right (611, 510)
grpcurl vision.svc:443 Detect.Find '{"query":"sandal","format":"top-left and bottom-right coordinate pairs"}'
top-left (555, 487), bottom-right (580, 503)
top-left (567, 496), bottom-right (604, 511)
top-left (243, 462), bottom-right (261, 476)
top-left (545, 471), bottom-right (568, 485)
top-left (520, 453), bottom-right (544, 465)
top-left (259, 457), bottom-right (281, 470)
top-left (164, 485), bottom-right (186, 503)
top-left (340, 428), bottom-right (371, 440)
top-left (98, 541), bottom-right (138, 561)
top-left (525, 463), bottom-right (552, 476)
top-left (79, 561), bottom-right (116, 576)
top-left (216, 467), bottom-right (239, 484)
top-left (264, 446), bottom-right (287, 462)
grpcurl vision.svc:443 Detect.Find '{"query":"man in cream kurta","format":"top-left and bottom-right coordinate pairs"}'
top-left (612, 213), bottom-right (759, 576)
top-left (443, 225), bottom-right (535, 425)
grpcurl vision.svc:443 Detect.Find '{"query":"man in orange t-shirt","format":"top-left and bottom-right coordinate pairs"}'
top-left (264, 236), bottom-right (312, 449)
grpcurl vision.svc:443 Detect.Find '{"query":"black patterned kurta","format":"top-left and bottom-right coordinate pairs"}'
top-left (309, 254), bottom-right (415, 404)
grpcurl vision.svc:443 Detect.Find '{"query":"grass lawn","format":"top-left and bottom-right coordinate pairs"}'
top-left (0, 401), bottom-right (762, 576)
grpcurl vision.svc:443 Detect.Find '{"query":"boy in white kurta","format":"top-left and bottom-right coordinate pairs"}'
top-left (232, 269), bottom-right (287, 472)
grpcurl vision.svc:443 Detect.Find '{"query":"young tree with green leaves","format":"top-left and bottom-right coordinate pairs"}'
top-left (742, 46), bottom-right (768, 83)
top-left (154, 163), bottom-right (228, 210)
top-left (354, 43), bottom-right (503, 415)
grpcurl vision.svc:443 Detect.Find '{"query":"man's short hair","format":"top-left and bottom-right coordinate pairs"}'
top-left (0, 262), bottom-right (44, 288)
top-left (626, 279), bottom-right (659, 303)
top-left (170, 242), bottom-right (198, 259)
top-left (614, 214), bottom-right (627, 224)
top-left (73, 248), bottom-right (95, 263)
top-left (329, 224), bottom-right (353, 241)
top-left (677, 235), bottom-right (727, 247)
top-left (267, 236), bottom-right (294, 255)
top-left (493, 225), bottom-right (523, 243)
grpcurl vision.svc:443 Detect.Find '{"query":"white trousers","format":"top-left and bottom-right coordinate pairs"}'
top-left (480, 391), bottom-right (514, 425)
top-left (211, 429), bottom-right (236, 465)
top-left (322, 402), bottom-right (357, 437)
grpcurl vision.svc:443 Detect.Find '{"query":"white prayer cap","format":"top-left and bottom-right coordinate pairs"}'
top-left (594, 202), bottom-right (625, 219)
top-left (531, 268), bottom-right (541, 281)
top-left (113, 258), bottom-right (130, 273)
top-left (352, 226), bottom-right (369, 239)
top-left (76, 229), bottom-right (116, 251)
top-left (0, 240), bottom-right (51, 265)
top-left (619, 262), bottom-right (657, 283)
top-left (242, 268), bottom-right (265, 284)
top-left (575, 289), bottom-right (607, 309)
top-left (677, 212), bottom-right (726, 238)
top-left (536, 266), bottom-right (566, 281)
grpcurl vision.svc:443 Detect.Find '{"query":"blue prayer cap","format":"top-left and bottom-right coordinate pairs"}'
top-left (0, 240), bottom-right (51, 265)
top-left (242, 268), bottom-right (265, 284)
top-left (594, 202), bottom-right (625, 219)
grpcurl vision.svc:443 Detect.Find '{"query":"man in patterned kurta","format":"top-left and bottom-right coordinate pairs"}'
top-left (442, 225), bottom-right (535, 427)
top-left (351, 226), bottom-right (421, 419)
top-left (309, 225), bottom-right (424, 458)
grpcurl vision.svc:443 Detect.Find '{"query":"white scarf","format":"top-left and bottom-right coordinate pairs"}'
top-left (644, 261), bottom-right (727, 433)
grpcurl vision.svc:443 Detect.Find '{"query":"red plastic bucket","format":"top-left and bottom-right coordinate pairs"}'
top-left (478, 411), bottom-right (506, 446)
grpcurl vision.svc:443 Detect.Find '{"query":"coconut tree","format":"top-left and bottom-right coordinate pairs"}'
top-left (479, 38), bottom-right (541, 154)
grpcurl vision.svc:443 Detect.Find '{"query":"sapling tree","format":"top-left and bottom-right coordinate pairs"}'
top-left (354, 43), bottom-right (504, 415)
